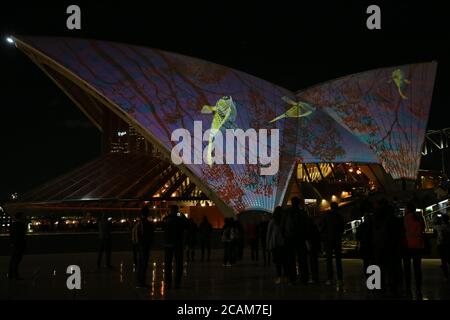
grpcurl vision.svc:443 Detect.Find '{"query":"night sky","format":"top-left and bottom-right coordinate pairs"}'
top-left (1, 1), bottom-right (449, 201)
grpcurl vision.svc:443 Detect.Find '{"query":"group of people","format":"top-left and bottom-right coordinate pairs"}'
top-left (356, 198), bottom-right (450, 298)
top-left (7, 197), bottom-right (450, 298)
top-left (129, 205), bottom-right (213, 289)
top-left (264, 197), bottom-right (344, 289)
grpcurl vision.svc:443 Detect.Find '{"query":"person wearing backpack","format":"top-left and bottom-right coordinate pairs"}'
top-left (433, 213), bottom-right (450, 280)
top-left (402, 202), bottom-right (425, 299)
top-left (132, 206), bottom-right (154, 288)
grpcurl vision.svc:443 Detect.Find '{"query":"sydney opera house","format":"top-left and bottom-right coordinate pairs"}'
top-left (4, 36), bottom-right (437, 226)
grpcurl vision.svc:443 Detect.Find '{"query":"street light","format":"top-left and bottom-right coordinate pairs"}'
top-left (6, 37), bottom-right (14, 44)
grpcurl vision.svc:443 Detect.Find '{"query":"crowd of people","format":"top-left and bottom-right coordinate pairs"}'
top-left (6, 197), bottom-right (450, 299)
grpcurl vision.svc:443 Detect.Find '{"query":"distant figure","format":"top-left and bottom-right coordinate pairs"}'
top-left (163, 205), bottom-right (188, 289)
top-left (259, 215), bottom-right (270, 266)
top-left (185, 218), bottom-right (198, 261)
top-left (246, 220), bottom-right (259, 262)
top-left (132, 206), bottom-right (154, 288)
top-left (433, 214), bottom-right (450, 280)
top-left (8, 212), bottom-right (26, 280)
top-left (266, 206), bottom-right (285, 284)
top-left (97, 213), bottom-right (113, 269)
top-left (320, 201), bottom-right (344, 290)
top-left (198, 216), bottom-right (213, 261)
top-left (281, 198), bottom-right (300, 285)
top-left (402, 202), bottom-right (425, 299)
top-left (221, 218), bottom-right (234, 266)
top-left (235, 220), bottom-right (245, 261)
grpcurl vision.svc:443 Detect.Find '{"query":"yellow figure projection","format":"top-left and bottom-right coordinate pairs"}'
top-left (269, 96), bottom-right (315, 123)
top-left (201, 96), bottom-right (237, 165)
top-left (390, 69), bottom-right (411, 99)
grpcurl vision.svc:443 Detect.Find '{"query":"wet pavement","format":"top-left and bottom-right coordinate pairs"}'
top-left (1, 250), bottom-right (449, 300)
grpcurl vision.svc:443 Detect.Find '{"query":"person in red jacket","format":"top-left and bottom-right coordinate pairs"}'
top-left (402, 202), bottom-right (425, 299)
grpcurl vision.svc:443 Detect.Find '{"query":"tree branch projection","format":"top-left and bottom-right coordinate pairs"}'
top-left (23, 36), bottom-right (436, 212)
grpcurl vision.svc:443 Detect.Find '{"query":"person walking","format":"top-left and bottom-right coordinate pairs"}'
top-left (320, 201), bottom-right (344, 290)
top-left (8, 212), bottom-right (26, 280)
top-left (163, 205), bottom-right (188, 289)
top-left (97, 213), bottom-right (113, 269)
top-left (199, 216), bottom-right (213, 261)
top-left (132, 206), bottom-right (154, 288)
top-left (402, 202), bottom-right (425, 299)
top-left (266, 206), bottom-right (285, 284)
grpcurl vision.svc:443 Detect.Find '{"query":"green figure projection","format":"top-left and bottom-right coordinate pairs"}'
top-left (390, 69), bottom-right (410, 99)
top-left (201, 96), bottom-right (237, 165)
top-left (269, 96), bottom-right (315, 123)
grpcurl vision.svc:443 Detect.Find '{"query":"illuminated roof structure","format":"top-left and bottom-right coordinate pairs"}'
top-left (9, 36), bottom-right (437, 216)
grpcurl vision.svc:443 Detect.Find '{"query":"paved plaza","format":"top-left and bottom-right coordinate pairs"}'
top-left (1, 250), bottom-right (449, 300)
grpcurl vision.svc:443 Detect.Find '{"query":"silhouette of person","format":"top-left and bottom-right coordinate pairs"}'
top-left (163, 205), bottom-right (187, 289)
top-left (402, 202), bottom-right (425, 299)
top-left (132, 206), bottom-right (154, 288)
top-left (8, 212), bottom-right (26, 280)
top-left (97, 213), bottom-right (112, 269)
top-left (266, 206), bottom-right (285, 283)
top-left (280, 198), bottom-right (301, 285)
top-left (199, 216), bottom-right (213, 261)
top-left (246, 220), bottom-right (259, 262)
top-left (320, 201), bottom-right (344, 290)
top-left (222, 218), bottom-right (234, 266)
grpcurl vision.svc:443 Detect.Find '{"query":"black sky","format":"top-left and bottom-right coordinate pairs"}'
top-left (1, 1), bottom-right (449, 201)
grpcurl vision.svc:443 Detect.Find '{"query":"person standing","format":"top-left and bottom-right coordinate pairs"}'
top-left (97, 213), bottom-right (113, 269)
top-left (132, 206), bottom-right (154, 288)
top-left (320, 201), bottom-right (344, 290)
top-left (266, 206), bottom-right (285, 284)
top-left (199, 216), bottom-right (213, 261)
top-left (433, 214), bottom-right (450, 280)
top-left (281, 198), bottom-right (300, 285)
top-left (246, 220), bottom-right (259, 262)
top-left (402, 202), bottom-right (425, 299)
top-left (163, 205), bottom-right (187, 289)
top-left (8, 212), bottom-right (26, 280)
top-left (307, 217), bottom-right (321, 284)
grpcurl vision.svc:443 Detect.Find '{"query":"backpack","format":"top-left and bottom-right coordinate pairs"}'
top-left (131, 220), bottom-right (143, 245)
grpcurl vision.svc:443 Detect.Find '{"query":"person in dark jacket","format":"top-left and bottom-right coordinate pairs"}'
top-left (8, 212), bottom-right (26, 280)
top-left (320, 201), bottom-right (344, 289)
top-left (132, 206), bottom-right (154, 288)
top-left (198, 216), bottom-right (213, 261)
top-left (163, 205), bottom-right (188, 289)
top-left (97, 213), bottom-right (113, 269)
